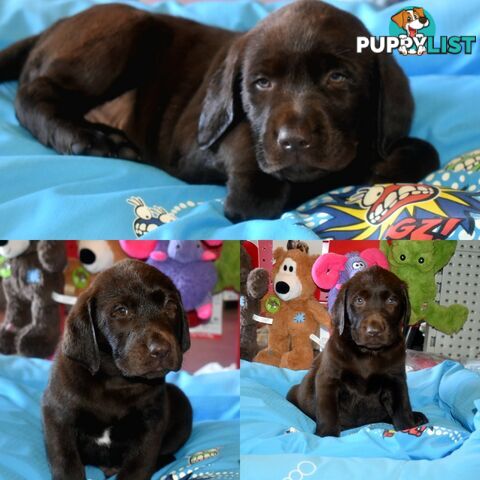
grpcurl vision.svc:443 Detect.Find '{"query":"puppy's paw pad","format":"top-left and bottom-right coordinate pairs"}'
top-left (69, 125), bottom-right (141, 161)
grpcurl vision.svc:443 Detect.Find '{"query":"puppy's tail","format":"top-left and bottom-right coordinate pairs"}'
top-left (0, 35), bottom-right (39, 82)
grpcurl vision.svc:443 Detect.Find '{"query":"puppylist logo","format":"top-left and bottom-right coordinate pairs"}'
top-left (357, 6), bottom-right (476, 55)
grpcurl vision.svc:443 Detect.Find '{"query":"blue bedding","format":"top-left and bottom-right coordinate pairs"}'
top-left (240, 360), bottom-right (480, 480)
top-left (0, 0), bottom-right (479, 239)
top-left (0, 355), bottom-right (240, 480)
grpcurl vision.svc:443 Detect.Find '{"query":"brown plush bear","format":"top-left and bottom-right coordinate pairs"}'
top-left (253, 245), bottom-right (331, 370)
top-left (63, 240), bottom-right (128, 297)
top-left (0, 241), bottom-right (66, 358)
top-left (240, 245), bottom-right (269, 361)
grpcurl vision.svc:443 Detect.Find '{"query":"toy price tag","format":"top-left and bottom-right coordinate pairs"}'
top-left (310, 327), bottom-right (330, 351)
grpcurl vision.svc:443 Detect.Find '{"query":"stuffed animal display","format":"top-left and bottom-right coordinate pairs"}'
top-left (312, 248), bottom-right (389, 311)
top-left (64, 240), bottom-right (128, 297)
top-left (0, 275), bottom-right (5, 311)
top-left (240, 245), bottom-right (269, 361)
top-left (253, 246), bottom-right (331, 370)
top-left (381, 240), bottom-right (469, 334)
top-left (0, 240), bottom-right (66, 358)
top-left (214, 240), bottom-right (240, 293)
top-left (147, 241), bottom-right (218, 320)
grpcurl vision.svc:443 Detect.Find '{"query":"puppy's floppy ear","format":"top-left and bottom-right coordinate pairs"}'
top-left (375, 53), bottom-right (414, 158)
top-left (391, 10), bottom-right (407, 28)
top-left (62, 292), bottom-right (100, 375)
top-left (414, 7), bottom-right (425, 18)
top-left (197, 37), bottom-right (245, 149)
top-left (332, 286), bottom-right (348, 336)
top-left (168, 293), bottom-right (190, 353)
top-left (179, 302), bottom-right (190, 353)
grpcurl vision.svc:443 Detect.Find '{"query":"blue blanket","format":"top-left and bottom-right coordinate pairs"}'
top-left (0, 355), bottom-right (239, 480)
top-left (240, 360), bottom-right (480, 480)
top-left (0, 0), bottom-right (479, 238)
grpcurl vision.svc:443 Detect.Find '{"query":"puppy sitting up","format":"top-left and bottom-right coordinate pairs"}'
top-left (42, 259), bottom-right (192, 480)
top-left (287, 266), bottom-right (427, 437)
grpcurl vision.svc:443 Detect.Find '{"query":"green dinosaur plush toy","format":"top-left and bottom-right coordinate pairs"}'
top-left (380, 240), bottom-right (469, 335)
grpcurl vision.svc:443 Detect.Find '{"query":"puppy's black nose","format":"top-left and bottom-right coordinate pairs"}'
top-left (148, 341), bottom-right (169, 359)
top-left (277, 126), bottom-right (311, 151)
top-left (275, 281), bottom-right (290, 294)
top-left (79, 248), bottom-right (96, 265)
top-left (419, 16), bottom-right (428, 24)
top-left (366, 324), bottom-right (384, 337)
top-left (0, 240), bottom-right (8, 246)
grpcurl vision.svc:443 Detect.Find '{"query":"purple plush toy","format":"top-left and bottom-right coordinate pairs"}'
top-left (312, 248), bottom-right (389, 312)
top-left (147, 241), bottom-right (218, 320)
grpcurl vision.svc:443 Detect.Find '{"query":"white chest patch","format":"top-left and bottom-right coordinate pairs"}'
top-left (95, 428), bottom-right (112, 447)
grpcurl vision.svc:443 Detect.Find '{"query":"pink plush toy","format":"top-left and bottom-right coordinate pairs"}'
top-left (118, 240), bottom-right (158, 259)
top-left (312, 248), bottom-right (389, 312)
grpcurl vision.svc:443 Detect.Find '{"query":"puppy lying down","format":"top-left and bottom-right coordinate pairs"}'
top-left (0, 0), bottom-right (438, 221)
top-left (42, 260), bottom-right (192, 480)
top-left (287, 266), bottom-right (428, 437)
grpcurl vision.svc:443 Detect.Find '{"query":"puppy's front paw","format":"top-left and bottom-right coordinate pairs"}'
top-left (314, 423), bottom-right (340, 438)
top-left (224, 195), bottom-right (285, 222)
top-left (69, 123), bottom-right (141, 161)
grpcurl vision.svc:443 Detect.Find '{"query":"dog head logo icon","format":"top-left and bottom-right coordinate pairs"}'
top-left (390, 6), bottom-right (434, 55)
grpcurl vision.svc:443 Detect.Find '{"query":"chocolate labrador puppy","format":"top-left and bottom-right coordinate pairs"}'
top-left (0, 0), bottom-right (438, 221)
top-left (42, 259), bottom-right (192, 480)
top-left (287, 266), bottom-right (427, 437)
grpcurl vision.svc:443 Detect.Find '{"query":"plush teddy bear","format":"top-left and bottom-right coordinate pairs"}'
top-left (0, 240), bottom-right (66, 358)
top-left (240, 244), bottom-right (269, 361)
top-left (63, 240), bottom-right (128, 297)
top-left (381, 240), bottom-right (469, 335)
top-left (147, 241), bottom-right (218, 320)
top-left (312, 248), bottom-right (389, 312)
top-left (253, 245), bottom-right (331, 370)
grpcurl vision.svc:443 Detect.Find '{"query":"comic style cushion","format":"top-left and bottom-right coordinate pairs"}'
top-left (283, 149), bottom-right (480, 240)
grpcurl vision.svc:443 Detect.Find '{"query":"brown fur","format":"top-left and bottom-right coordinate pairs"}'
top-left (0, 1), bottom-right (438, 221)
top-left (254, 247), bottom-right (330, 370)
top-left (42, 259), bottom-right (192, 480)
top-left (287, 266), bottom-right (428, 436)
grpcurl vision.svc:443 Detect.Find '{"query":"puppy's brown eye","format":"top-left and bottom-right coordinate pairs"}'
top-left (386, 297), bottom-right (397, 305)
top-left (113, 305), bottom-right (128, 316)
top-left (354, 297), bottom-right (364, 305)
top-left (328, 71), bottom-right (348, 83)
top-left (254, 77), bottom-right (272, 90)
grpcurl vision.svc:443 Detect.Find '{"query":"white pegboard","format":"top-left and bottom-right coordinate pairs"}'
top-left (425, 242), bottom-right (480, 360)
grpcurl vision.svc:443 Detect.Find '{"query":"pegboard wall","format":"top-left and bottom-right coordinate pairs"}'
top-left (425, 242), bottom-right (480, 360)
